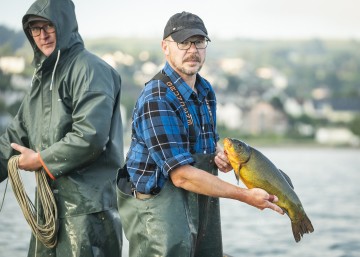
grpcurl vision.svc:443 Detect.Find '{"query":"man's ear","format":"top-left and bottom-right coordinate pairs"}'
top-left (161, 40), bottom-right (170, 55)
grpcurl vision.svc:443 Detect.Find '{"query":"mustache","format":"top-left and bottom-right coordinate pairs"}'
top-left (183, 54), bottom-right (201, 62)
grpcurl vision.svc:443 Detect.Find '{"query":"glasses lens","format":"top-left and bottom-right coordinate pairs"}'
top-left (29, 27), bottom-right (40, 37)
top-left (29, 24), bottom-right (55, 37)
top-left (195, 40), bottom-right (207, 49)
top-left (177, 41), bottom-right (191, 50)
top-left (177, 40), bottom-right (208, 50)
top-left (44, 24), bottom-right (55, 33)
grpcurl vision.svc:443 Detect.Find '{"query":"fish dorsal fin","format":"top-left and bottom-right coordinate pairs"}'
top-left (279, 169), bottom-right (294, 189)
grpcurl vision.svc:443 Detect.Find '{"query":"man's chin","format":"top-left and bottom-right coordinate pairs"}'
top-left (181, 66), bottom-right (197, 74)
top-left (41, 46), bottom-right (56, 57)
top-left (187, 66), bottom-right (202, 75)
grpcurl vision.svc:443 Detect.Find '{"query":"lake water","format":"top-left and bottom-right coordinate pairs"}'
top-left (0, 147), bottom-right (359, 257)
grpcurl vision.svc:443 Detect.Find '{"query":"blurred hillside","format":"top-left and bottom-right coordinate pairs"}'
top-left (1, 24), bottom-right (359, 146)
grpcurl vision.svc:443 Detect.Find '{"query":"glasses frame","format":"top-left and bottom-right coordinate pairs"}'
top-left (165, 39), bottom-right (209, 50)
top-left (28, 23), bottom-right (55, 37)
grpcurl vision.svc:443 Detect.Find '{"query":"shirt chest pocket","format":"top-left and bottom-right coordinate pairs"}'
top-left (51, 83), bottom-right (73, 140)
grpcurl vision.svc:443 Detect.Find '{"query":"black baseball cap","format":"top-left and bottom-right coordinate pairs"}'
top-left (163, 11), bottom-right (210, 42)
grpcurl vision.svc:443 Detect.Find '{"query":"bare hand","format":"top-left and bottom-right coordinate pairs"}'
top-left (246, 188), bottom-right (284, 215)
top-left (214, 151), bottom-right (233, 173)
top-left (10, 143), bottom-right (42, 171)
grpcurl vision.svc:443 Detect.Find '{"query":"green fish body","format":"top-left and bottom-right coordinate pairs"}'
top-left (223, 137), bottom-right (314, 242)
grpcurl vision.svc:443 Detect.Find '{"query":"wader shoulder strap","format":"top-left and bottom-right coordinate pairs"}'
top-left (151, 71), bottom-right (196, 153)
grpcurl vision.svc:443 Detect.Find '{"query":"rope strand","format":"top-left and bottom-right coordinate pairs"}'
top-left (0, 178), bottom-right (9, 212)
top-left (7, 155), bottom-right (58, 248)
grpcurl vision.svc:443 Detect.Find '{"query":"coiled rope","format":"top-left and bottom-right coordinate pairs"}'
top-left (7, 155), bottom-right (58, 248)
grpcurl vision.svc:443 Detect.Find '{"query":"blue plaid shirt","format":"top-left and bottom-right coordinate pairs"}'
top-left (126, 62), bottom-right (219, 194)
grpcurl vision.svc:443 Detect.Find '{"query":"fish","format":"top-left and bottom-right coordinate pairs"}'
top-left (223, 137), bottom-right (314, 242)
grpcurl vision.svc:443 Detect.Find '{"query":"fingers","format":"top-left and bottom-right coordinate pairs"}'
top-left (216, 151), bottom-right (227, 160)
top-left (215, 152), bottom-right (233, 172)
top-left (269, 202), bottom-right (284, 215)
top-left (10, 143), bottom-right (26, 153)
top-left (267, 194), bottom-right (278, 203)
top-left (10, 143), bottom-right (42, 171)
top-left (266, 194), bottom-right (284, 215)
top-left (249, 188), bottom-right (284, 215)
top-left (268, 194), bottom-right (275, 202)
top-left (258, 191), bottom-right (283, 214)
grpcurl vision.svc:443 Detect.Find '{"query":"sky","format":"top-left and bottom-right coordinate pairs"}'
top-left (1, 0), bottom-right (360, 40)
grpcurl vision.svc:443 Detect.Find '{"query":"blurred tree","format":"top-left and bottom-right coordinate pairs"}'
top-left (349, 115), bottom-right (360, 136)
top-left (0, 25), bottom-right (26, 53)
top-left (225, 74), bottom-right (242, 93)
top-left (0, 69), bottom-right (11, 91)
top-left (270, 96), bottom-right (284, 111)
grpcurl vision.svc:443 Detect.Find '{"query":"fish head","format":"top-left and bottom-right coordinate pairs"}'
top-left (223, 138), bottom-right (251, 163)
top-left (223, 138), bottom-right (251, 181)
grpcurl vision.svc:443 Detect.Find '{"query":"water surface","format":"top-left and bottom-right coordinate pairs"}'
top-left (1, 147), bottom-right (359, 256)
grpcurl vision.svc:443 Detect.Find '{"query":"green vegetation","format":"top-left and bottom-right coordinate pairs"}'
top-left (349, 115), bottom-right (360, 136)
top-left (217, 124), bottom-right (315, 147)
top-left (0, 25), bottom-right (26, 55)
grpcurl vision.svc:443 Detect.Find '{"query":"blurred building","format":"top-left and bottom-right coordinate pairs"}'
top-left (0, 56), bottom-right (25, 74)
top-left (308, 98), bottom-right (360, 123)
top-left (316, 127), bottom-right (360, 146)
top-left (242, 101), bottom-right (288, 135)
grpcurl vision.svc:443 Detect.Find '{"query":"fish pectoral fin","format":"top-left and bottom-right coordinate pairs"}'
top-left (234, 164), bottom-right (241, 185)
top-left (279, 169), bottom-right (294, 189)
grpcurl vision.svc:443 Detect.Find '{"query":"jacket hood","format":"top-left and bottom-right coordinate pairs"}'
top-left (22, 0), bottom-right (84, 66)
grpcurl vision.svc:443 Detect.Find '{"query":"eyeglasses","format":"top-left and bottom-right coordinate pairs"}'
top-left (28, 24), bottom-right (55, 37)
top-left (165, 39), bottom-right (209, 50)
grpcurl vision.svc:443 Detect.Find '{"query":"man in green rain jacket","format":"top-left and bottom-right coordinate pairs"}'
top-left (0, 0), bottom-right (124, 256)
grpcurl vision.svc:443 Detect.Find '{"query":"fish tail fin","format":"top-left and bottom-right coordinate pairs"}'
top-left (291, 213), bottom-right (314, 243)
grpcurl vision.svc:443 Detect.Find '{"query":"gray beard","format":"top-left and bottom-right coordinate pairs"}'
top-left (179, 64), bottom-right (202, 76)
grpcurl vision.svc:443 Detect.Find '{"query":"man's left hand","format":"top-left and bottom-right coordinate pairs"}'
top-left (215, 151), bottom-right (233, 173)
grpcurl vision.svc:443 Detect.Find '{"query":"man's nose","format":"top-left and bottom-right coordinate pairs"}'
top-left (39, 28), bottom-right (49, 38)
top-left (188, 42), bottom-right (198, 52)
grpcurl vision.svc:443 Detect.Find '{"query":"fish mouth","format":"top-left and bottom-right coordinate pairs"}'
top-left (223, 137), bottom-right (231, 147)
top-left (223, 138), bottom-right (232, 157)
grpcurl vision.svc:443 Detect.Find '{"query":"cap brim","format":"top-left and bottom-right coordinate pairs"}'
top-left (24, 16), bottom-right (49, 28)
top-left (171, 28), bottom-right (210, 42)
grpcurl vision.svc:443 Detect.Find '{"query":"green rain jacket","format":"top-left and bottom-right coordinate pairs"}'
top-left (0, 0), bottom-right (124, 253)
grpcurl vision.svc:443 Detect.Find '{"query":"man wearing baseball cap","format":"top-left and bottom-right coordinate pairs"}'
top-left (117, 11), bottom-right (283, 257)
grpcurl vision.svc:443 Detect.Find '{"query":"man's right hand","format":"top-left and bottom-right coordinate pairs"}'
top-left (10, 143), bottom-right (42, 171)
top-left (245, 188), bottom-right (284, 215)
